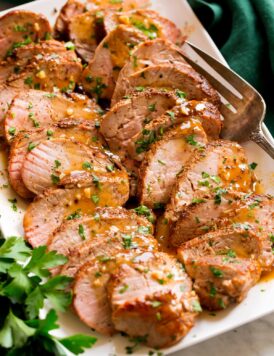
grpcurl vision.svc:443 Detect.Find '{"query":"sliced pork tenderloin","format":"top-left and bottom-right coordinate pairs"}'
top-left (178, 225), bottom-right (274, 272)
top-left (54, 0), bottom-right (86, 40)
top-left (48, 207), bottom-right (153, 274)
top-left (72, 233), bottom-right (157, 335)
top-left (100, 89), bottom-right (178, 161)
top-left (182, 254), bottom-right (261, 310)
top-left (0, 10), bottom-right (51, 60)
top-left (0, 86), bottom-right (19, 136)
top-left (138, 100), bottom-right (223, 144)
top-left (112, 38), bottom-right (192, 105)
top-left (81, 25), bottom-right (146, 100)
top-left (4, 90), bottom-right (101, 142)
top-left (6, 55), bottom-right (82, 93)
top-left (21, 138), bottom-right (119, 195)
top-left (168, 193), bottom-right (274, 247)
top-left (104, 9), bottom-right (184, 45)
top-left (108, 251), bottom-right (200, 348)
top-left (165, 140), bottom-right (255, 227)
top-left (8, 120), bottom-right (103, 198)
top-left (138, 118), bottom-right (208, 208)
top-left (23, 170), bottom-right (129, 247)
top-left (117, 63), bottom-right (220, 107)
top-left (0, 40), bottom-right (73, 85)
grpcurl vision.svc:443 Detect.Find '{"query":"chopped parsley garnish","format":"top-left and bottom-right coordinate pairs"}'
top-left (209, 284), bottom-right (217, 297)
top-left (153, 202), bottom-right (165, 210)
top-left (122, 234), bottom-right (137, 249)
top-left (167, 111), bottom-right (175, 122)
top-left (175, 89), bottom-right (186, 99)
top-left (6, 36), bottom-right (32, 57)
top-left (134, 205), bottom-right (155, 223)
top-left (50, 174), bottom-right (60, 185)
top-left (14, 25), bottom-right (27, 32)
top-left (209, 266), bottom-right (223, 278)
top-left (90, 77), bottom-right (107, 98)
top-left (148, 103), bottom-right (156, 112)
top-left (249, 162), bottom-right (258, 170)
top-left (157, 159), bottom-right (166, 166)
top-left (28, 142), bottom-right (36, 151)
top-left (44, 93), bottom-right (56, 100)
top-left (106, 164), bottom-right (114, 172)
top-left (226, 249), bottom-right (236, 258)
top-left (133, 55), bottom-right (138, 68)
top-left (185, 134), bottom-right (198, 146)
top-left (99, 255), bottom-right (111, 263)
top-left (151, 301), bottom-right (162, 308)
top-left (91, 195), bottom-right (100, 204)
top-left (8, 127), bottom-right (16, 136)
top-left (137, 226), bottom-right (151, 235)
top-left (47, 129), bottom-right (53, 137)
top-left (24, 76), bottom-right (33, 87)
top-left (8, 198), bottom-right (17, 212)
top-left (125, 335), bottom-right (148, 354)
top-left (82, 161), bottom-right (93, 170)
top-left (65, 41), bottom-right (76, 50)
top-left (54, 160), bottom-right (61, 169)
top-left (192, 300), bottom-right (202, 312)
top-left (119, 284), bottom-right (129, 294)
top-left (192, 198), bottom-right (206, 204)
top-left (78, 224), bottom-right (86, 240)
top-left (92, 174), bottom-right (101, 189)
top-left (233, 223), bottom-right (251, 231)
top-left (66, 209), bottom-right (81, 220)
top-left (135, 86), bottom-right (145, 92)
top-left (131, 20), bottom-right (158, 39)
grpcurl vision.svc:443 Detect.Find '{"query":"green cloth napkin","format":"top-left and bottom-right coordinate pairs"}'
top-left (188, 0), bottom-right (274, 135)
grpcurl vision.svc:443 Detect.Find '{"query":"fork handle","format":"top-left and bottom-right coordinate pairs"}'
top-left (250, 129), bottom-right (274, 159)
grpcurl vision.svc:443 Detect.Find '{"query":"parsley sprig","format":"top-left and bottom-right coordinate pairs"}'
top-left (0, 237), bottom-right (96, 355)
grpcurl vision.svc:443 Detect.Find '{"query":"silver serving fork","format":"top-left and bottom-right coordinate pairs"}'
top-left (181, 42), bottom-right (274, 159)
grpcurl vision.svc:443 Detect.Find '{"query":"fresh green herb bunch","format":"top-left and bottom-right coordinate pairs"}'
top-left (0, 236), bottom-right (96, 355)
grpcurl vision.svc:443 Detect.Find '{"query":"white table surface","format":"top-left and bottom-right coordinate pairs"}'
top-left (172, 312), bottom-right (274, 356)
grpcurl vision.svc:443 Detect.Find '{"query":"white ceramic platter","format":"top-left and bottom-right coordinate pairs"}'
top-left (0, 0), bottom-right (273, 355)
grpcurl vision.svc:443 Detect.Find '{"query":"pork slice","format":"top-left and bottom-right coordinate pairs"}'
top-left (0, 10), bottom-right (51, 60)
top-left (22, 138), bottom-right (117, 195)
top-left (119, 63), bottom-right (220, 107)
top-left (182, 254), bottom-right (261, 310)
top-left (54, 0), bottom-right (86, 40)
top-left (6, 55), bottom-right (82, 92)
top-left (112, 38), bottom-right (190, 106)
top-left (0, 40), bottom-right (69, 85)
top-left (81, 25), bottom-right (146, 100)
top-left (165, 140), bottom-right (255, 223)
top-left (87, 0), bottom-right (150, 10)
top-left (68, 10), bottom-right (104, 62)
top-left (4, 90), bottom-right (101, 142)
top-left (138, 119), bottom-right (208, 208)
top-left (62, 228), bottom-right (156, 279)
top-left (129, 100), bottom-right (222, 162)
top-left (104, 9), bottom-right (183, 44)
top-left (108, 251), bottom-right (199, 348)
top-left (143, 100), bottom-right (223, 141)
top-left (8, 121), bottom-right (103, 198)
top-left (0, 86), bottom-right (19, 136)
top-left (169, 194), bottom-right (274, 247)
top-left (24, 171), bottom-right (129, 247)
top-left (100, 89), bottom-right (178, 161)
top-left (178, 225), bottom-right (274, 272)
top-left (48, 207), bottom-right (153, 273)
top-left (72, 234), bottom-right (156, 335)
